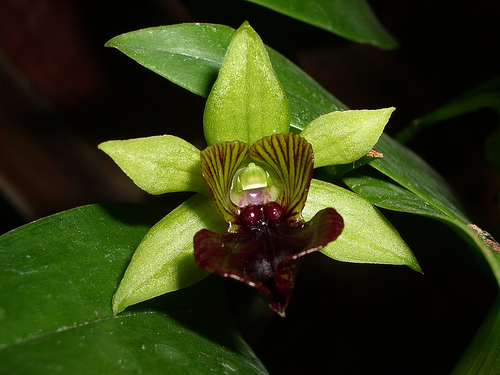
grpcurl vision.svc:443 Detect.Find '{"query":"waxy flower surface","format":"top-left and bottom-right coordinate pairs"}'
top-left (101, 22), bottom-right (420, 317)
top-left (195, 133), bottom-right (343, 315)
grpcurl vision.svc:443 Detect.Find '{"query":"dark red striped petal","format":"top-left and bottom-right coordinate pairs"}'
top-left (200, 141), bottom-right (249, 224)
top-left (249, 133), bottom-right (313, 220)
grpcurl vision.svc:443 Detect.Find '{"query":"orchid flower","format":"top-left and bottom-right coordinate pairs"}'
top-left (195, 133), bottom-right (343, 315)
top-left (100, 22), bottom-right (420, 316)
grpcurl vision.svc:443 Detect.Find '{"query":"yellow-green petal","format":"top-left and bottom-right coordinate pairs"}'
top-left (203, 21), bottom-right (290, 146)
top-left (300, 108), bottom-right (394, 168)
top-left (304, 179), bottom-right (421, 271)
top-left (99, 135), bottom-right (207, 195)
top-left (112, 194), bottom-right (226, 315)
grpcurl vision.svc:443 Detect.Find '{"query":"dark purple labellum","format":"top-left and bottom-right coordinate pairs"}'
top-left (194, 202), bottom-right (343, 316)
top-left (240, 205), bottom-right (265, 228)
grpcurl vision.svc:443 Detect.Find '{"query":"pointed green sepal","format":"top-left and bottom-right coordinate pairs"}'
top-left (250, 133), bottom-right (313, 219)
top-left (300, 108), bottom-right (395, 168)
top-left (99, 135), bottom-right (207, 195)
top-left (112, 194), bottom-right (227, 315)
top-left (304, 179), bottom-right (421, 272)
top-left (203, 21), bottom-right (290, 145)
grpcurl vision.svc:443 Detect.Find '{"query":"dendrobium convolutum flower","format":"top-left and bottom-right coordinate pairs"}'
top-left (100, 22), bottom-right (420, 317)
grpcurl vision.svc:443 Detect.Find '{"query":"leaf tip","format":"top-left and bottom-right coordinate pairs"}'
top-left (104, 36), bottom-right (118, 49)
top-left (112, 290), bottom-right (127, 316)
top-left (97, 140), bottom-right (109, 152)
top-left (409, 262), bottom-right (423, 274)
top-left (97, 140), bottom-right (118, 160)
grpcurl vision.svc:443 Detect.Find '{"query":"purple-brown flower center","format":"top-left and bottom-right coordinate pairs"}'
top-left (240, 202), bottom-right (285, 229)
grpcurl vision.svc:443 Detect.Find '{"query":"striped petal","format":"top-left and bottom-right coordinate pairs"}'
top-left (249, 133), bottom-right (313, 219)
top-left (200, 141), bottom-right (249, 225)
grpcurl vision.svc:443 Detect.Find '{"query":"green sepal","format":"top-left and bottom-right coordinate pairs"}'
top-left (300, 108), bottom-right (394, 168)
top-left (99, 135), bottom-right (207, 195)
top-left (112, 194), bottom-right (226, 315)
top-left (304, 179), bottom-right (421, 272)
top-left (203, 22), bottom-right (290, 146)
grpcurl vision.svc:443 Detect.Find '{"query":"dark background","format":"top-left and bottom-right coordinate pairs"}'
top-left (1, 1), bottom-right (499, 373)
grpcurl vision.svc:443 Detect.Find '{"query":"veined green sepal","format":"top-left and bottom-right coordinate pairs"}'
top-left (112, 194), bottom-right (226, 315)
top-left (304, 179), bottom-right (421, 272)
top-left (98, 135), bottom-right (206, 195)
top-left (300, 108), bottom-right (395, 168)
top-left (203, 21), bottom-right (290, 146)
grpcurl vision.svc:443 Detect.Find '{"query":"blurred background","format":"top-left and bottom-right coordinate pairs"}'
top-left (1, 1), bottom-right (499, 373)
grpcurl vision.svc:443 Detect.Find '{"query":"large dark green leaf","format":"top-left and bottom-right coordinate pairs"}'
top-left (396, 75), bottom-right (500, 143)
top-left (346, 172), bottom-right (500, 373)
top-left (0, 204), bottom-right (268, 374)
top-left (451, 295), bottom-right (500, 375)
top-left (245, 0), bottom-right (398, 49)
top-left (106, 22), bottom-right (474, 230)
top-left (343, 173), bottom-right (500, 284)
top-left (105, 24), bottom-right (233, 98)
top-left (105, 23), bottom-right (346, 133)
top-left (371, 134), bottom-right (470, 224)
top-left (105, 21), bottom-right (478, 246)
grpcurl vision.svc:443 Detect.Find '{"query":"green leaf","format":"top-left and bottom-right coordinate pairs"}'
top-left (451, 295), bottom-right (500, 375)
top-left (343, 172), bottom-right (500, 285)
top-left (394, 75), bottom-right (500, 173)
top-left (245, 0), bottom-right (398, 49)
top-left (303, 179), bottom-right (421, 271)
top-left (112, 194), bottom-right (226, 315)
top-left (343, 166), bottom-right (500, 375)
top-left (105, 23), bottom-right (346, 133)
top-left (396, 75), bottom-right (500, 143)
top-left (300, 108), bottom-right (394, 167)
top-left (0, 204), bottom-right (267, 374)
top-left (203, 22), bottom-right (290, 145)
top-left (98, 135), bottom-right (207, 195)
top-left (343, 173), bottom-right (446, 218)
top-left (372, 134), bottom-right (470, 224)
top-left (105, 23), bottom-right (235, 98)
top-left (267, 47), bottom-right (347, 129)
